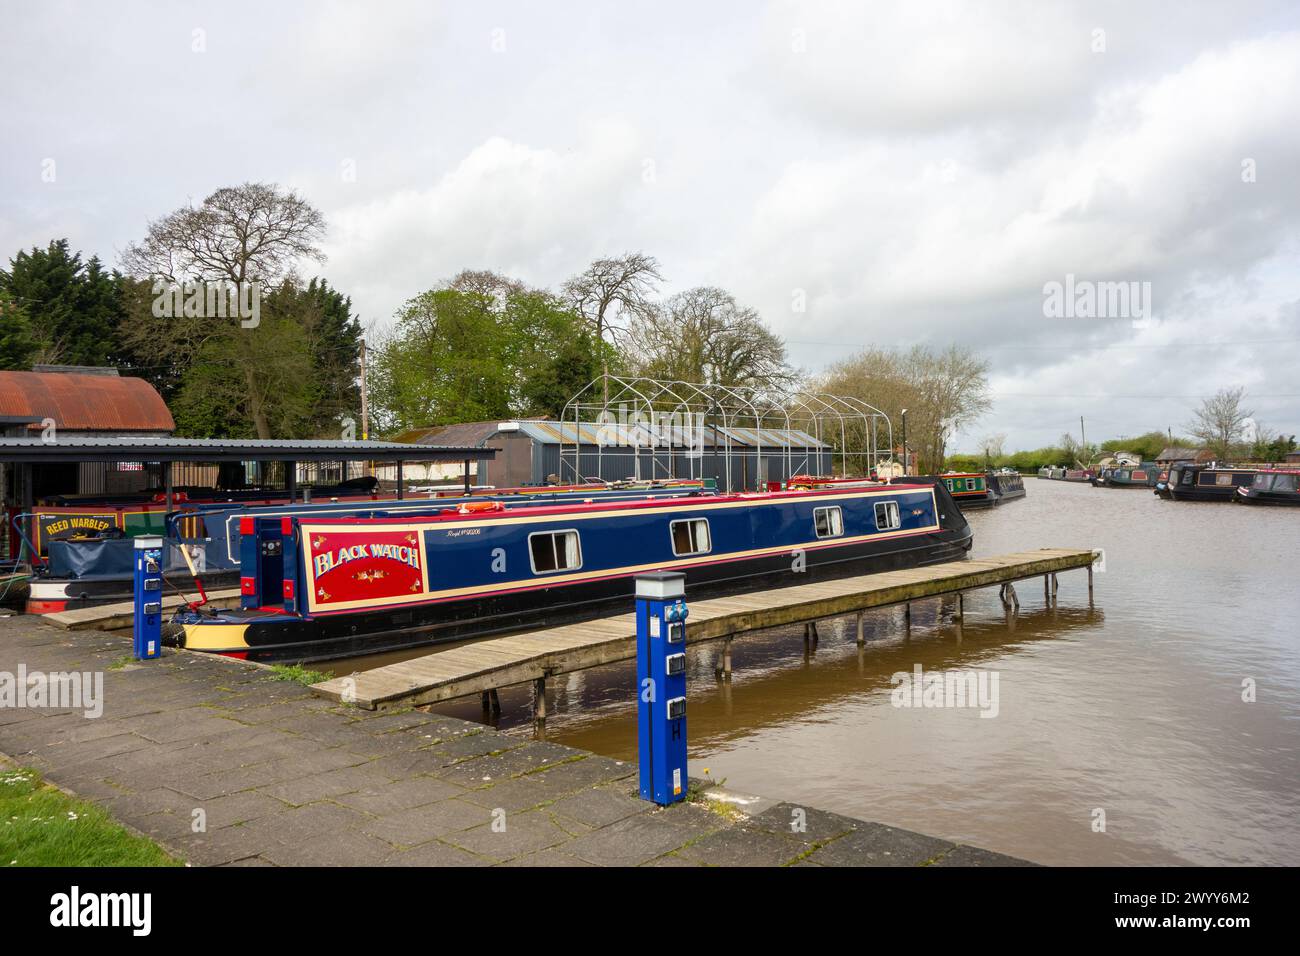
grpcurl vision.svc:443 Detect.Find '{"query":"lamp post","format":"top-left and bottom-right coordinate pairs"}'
top-left (900, 408), bottom-right (908, 477)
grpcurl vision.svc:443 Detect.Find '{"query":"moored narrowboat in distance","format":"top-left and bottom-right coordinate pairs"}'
top-left (1091, 463), bottom-right (1157, 489)
top-left (1235, 470), bottom-right (1300, 506)
top-left (988, 469), bottom-right (1026, 502)
top-left (1039, 466), bottom-right (1094, 482)
top-left (169, 481), bottom-right (974, 663)
top-left (923, 470), bottom-right (1026, 509)
top-left (934, 472), bottom-right (998, 509)
top-left (1165, 464), bottom-right (1259, 502)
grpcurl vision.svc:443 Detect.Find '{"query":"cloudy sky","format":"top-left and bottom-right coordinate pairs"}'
top-left (3, 0), bottom-right (1299, 452)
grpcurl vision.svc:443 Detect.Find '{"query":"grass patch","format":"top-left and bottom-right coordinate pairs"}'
top-left (0, 767), bottom-right (181, 867)
top-left (266, 663), bottom-right (332, 687)
top-left (107, 655), bottom-right (133, 671)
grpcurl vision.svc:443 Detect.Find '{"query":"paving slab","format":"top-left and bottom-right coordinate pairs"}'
top-left (805, 821), bottom-right (956, 867)
top-left (358, 798), bottom-right (492, 847)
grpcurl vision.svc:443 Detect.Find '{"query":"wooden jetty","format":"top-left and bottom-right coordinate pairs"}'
top-left (313, 548), bottom-right (1098, 712)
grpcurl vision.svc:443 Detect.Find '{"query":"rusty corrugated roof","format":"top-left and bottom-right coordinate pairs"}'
top-left (0, 370), bottom-right (175, 433)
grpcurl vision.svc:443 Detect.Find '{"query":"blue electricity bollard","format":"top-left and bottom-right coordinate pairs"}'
top-left (635, 571), bottom-right (689, 805)
top-left (132, 535), bottom-right (164, 660)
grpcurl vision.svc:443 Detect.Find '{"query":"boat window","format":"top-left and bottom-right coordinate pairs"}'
top-left (1181, 469), bottom-right (1194, 484)
top-left (813, 506), bottom-right (844, 539)
top-left (1253, 473), bottom-right (1271, 489)
top-left (1275, 474), bottom-right (1298, 493)
top-left (1234, 473), bottom-right (1253, 486)
top-left (1216, 473), bottom-right (1233, 486)
top-left (529, 530), bottom-right (582, 574)
top-left (670, 518), bottom-right (711, 556)
top-left (874, 500), bottom-right (901, 531)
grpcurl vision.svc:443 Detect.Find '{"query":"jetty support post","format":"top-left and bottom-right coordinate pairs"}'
top-left (1088, 565), bottom-right (1094, 606)
top-left (715, 636), bottom-right (733, 681)
top-left (999, 582), bottom-right (1019, 613)
top-left (855, 611), bottom-right (865, 647)
top-left (532, 677), bottom-right (547, 738)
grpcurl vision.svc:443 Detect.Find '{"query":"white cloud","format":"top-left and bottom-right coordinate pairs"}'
top-left (318, 122), bottom-right (652, 324)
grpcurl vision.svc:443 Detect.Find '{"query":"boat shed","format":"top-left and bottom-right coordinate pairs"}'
top-left (399, 419), bottom-right (833, 491)
top-left (0, 435), bottom-right (498, 518)
top-left (1155, 446), bottom-right (1214, 467)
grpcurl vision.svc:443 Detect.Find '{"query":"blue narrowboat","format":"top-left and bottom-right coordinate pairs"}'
top-left (1163, 464), bottom-right (1258, 502)
top-left (169, 481), bottom-right (973, 662)
top-left (24, 481), bottom-right (715, 614)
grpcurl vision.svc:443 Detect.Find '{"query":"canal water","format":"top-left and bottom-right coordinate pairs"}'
top-left (337, 480), bottom-right (1300, 865)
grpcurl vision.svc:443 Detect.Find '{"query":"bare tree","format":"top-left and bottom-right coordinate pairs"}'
top-left (820, 345), bottom-right (991, 473)
top-left (627, 286), bottom-right (794, 390)
top-left (1188, 386), bottom-right (1252, 460)
top-left (979, 432), bottom-right (1007, 462)
top-left (1058, 432), bottom-right (1081, 466)
top-left (562, 252), bottom-right (662, 346)
top-left (120, 182), bottom-right (326, 284)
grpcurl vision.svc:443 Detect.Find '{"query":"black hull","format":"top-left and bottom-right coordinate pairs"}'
top-left (1234, 490), bottom-right (1300, 506)
top-left (1168, 486), bottom-right (1238, 502)
top-left (175, 528), bottom-right (973, 664)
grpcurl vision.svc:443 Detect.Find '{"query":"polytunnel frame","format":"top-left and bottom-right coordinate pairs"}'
top-left (558, 374), bottom-right (895, 492)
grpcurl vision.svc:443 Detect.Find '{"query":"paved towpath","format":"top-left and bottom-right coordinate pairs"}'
top-left (0, 617), bottom-right (1031, 866)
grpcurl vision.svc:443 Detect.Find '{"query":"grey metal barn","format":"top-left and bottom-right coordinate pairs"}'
top-left (400, 419), bottom-right (833, 491)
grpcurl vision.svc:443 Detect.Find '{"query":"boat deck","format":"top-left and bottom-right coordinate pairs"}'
top-left (313, 547), bottom-right (1098, 710)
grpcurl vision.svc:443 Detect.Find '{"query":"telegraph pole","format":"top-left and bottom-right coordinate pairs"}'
top-left (360, 336), bottom-right (369, 441)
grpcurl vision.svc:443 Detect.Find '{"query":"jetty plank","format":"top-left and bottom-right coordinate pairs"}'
top-left (43, 588), bottom-right (242, 632)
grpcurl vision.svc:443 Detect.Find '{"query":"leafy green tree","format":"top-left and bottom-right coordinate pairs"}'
top-left (1099, 430), bottom-right (1187, 460)
top-left (371, 288), bottom-right (515, 432)
top-left (372, 273), bottom-right (604, 432)
top-left (1247, 425), bottom-right (1297, 462)
top-left (0, 289), bottom-right (38, 369)
top-left (522, 329), bottom-right (604, 418)
top-left (944, 454), bottom-right (984, 472)
top-left (267, 278), bottom-right (361, 437)
top-left (0, 239), bottom-right (126, 366)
